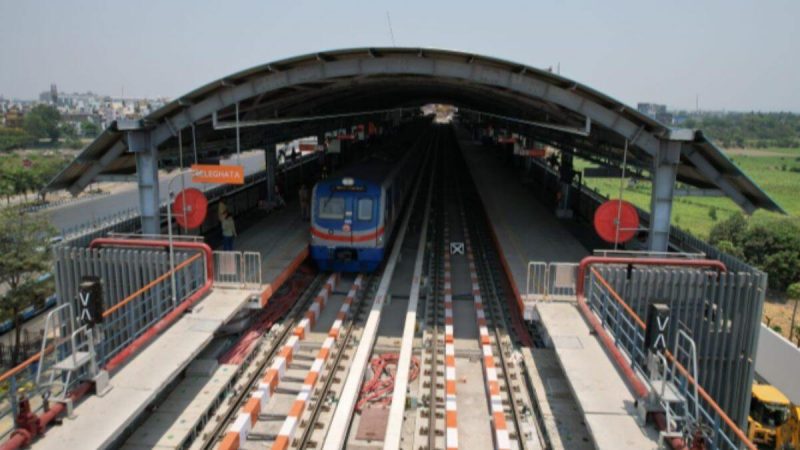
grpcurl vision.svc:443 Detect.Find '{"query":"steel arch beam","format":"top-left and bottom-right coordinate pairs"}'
top-left (145, 56), bottom-right (664, 160)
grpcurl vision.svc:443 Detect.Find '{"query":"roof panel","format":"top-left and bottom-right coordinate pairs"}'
top-left (43, 47), bottom-right (782, 214)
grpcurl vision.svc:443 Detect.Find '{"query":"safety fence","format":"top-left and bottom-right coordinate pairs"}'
top-left (212, 250), bottom-right (262, 289)
top-left (0, 245), bottom-right (208, 440)
top-left (525, 262), bottom-right (578, 302)
top-left (585, 266), bottom-right (764, 449)
top-left (522, 157), bottom-right (762, 276)
top-left (59, 207), bottom-right (141, 247)
top-left (52, 246), bottom-right (207, 366)
top-left (22, 191), bottom-right (111, 214)
top-left (57, 153), bottom-right (322, 249)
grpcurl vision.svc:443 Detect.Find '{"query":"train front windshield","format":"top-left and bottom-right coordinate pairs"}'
top-left (319, 196), bottom-right (346, 220)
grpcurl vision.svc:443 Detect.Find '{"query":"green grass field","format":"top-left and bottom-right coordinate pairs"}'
top-left (577, 147), bottom-right (800, 239)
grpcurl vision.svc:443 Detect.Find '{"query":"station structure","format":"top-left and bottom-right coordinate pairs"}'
top-left (0, 48), bottom-right (794, 450)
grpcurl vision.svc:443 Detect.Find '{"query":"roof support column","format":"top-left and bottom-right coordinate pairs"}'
top-left (128, 130), bottom-right (161, 235)
top-left (647, 140), bottom-right (681, 252)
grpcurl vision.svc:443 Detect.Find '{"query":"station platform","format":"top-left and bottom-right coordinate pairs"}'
top-left (459, 134), bottom-right (659, 449)
top-left (33, 289), bottom-right (250, 450)
top-left (34, 206), bottom-right (309, 450)
top-left (236, 203), bottom-right (309, 291)
top-left (121, 360), bottom-right (237, 449)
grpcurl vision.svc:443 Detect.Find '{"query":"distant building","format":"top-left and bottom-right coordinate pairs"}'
top-left (637, 102), bottom-right (673, 125)
top-left (4, 106), bottom-right (24, 128)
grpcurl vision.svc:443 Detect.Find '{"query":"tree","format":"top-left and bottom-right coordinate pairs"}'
top-left (709, 211), bottom-right (747, 245)
top-left (0, 207), bottom-right (56, 364)
top-left (708, 206), bottom-right (718, 221)
top-left (23, 105), bottom-right (61, 143)
top-left (81, 120), bottom-right (100, 138)
top-left (788, 282), bottom-right (800, 341)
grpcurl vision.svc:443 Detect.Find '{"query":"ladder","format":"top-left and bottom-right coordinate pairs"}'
top-left (35, 304), bottom-right (99, 406)
top-left (646, 329), bottom-right (700, 447)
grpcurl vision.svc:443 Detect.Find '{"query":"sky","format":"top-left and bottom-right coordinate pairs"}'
top-left (0, 0), bottom-right (798, 112)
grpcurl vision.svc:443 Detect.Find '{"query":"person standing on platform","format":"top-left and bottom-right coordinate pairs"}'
top-left (298, 184), bottom-right (310, 220)
top-left (218, 199), bottom-right (228, 221)
top-left (274, 184), bottom-right (286, 209)
top-left (221, 211), bottom-right (236, 251)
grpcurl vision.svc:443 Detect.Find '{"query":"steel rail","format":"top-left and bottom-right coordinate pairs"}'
top-left (321, 131), bottom-right (435, 450)
top-left (383, 133), bottom-right (437, 450)
top-left (199, 273), bottom-right (328, 450)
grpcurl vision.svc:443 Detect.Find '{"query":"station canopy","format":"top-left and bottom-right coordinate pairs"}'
top-left (46, 47), bottom-right (782, 214)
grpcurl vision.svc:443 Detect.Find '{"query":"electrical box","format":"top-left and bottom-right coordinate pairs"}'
top-left (77, 276), bottom-right (104, 328)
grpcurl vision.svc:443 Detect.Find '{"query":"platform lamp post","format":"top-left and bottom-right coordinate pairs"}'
top-left (165, 130), bottom-right (190, 307)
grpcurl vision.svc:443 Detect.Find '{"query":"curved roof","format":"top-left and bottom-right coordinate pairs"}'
top-left (46, 47), bottom-right (782, 213)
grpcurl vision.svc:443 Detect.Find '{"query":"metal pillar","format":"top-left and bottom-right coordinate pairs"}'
top-left (647, 141), bottom-right (680, 252)
top-left (266, 144), bottom-right (277, 203)
top-left (128, 131), bottom-right (161, 235)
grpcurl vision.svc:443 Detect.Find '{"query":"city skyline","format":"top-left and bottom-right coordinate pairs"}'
top-left (1, 1), bottom-right (798, 112)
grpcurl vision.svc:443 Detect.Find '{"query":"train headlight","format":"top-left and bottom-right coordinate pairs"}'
top-left (342, 177), bottom-right (354, 186)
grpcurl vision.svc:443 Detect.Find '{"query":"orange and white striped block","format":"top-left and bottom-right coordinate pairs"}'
top-left (271, 276), bottom-right (363, 450)
top-left (443, 226), bottom-right (459, 450)
top-left (463, 228), bottom-right (511, 450)
top-left (218, 274), bottom-right (339, 450)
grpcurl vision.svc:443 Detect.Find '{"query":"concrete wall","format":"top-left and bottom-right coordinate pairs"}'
top-left (755, 324), bottom-right (800, 404)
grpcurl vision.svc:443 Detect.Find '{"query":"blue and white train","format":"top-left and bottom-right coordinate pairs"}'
top-left (310, 149), bottom-right (420, 272)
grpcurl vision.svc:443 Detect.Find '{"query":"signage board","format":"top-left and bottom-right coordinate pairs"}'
top-left (191, 164), bottom-right (244, 185)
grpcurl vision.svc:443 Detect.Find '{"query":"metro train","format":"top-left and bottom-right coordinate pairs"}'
top-left (310, 147), bottom-right (421, 272)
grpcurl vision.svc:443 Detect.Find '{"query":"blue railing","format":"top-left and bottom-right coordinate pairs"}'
top-left (585, 268), bottom-right (755, 450)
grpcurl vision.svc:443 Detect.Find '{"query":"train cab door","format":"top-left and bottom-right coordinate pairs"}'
top-left (356, 196), bottom-right (378, 246)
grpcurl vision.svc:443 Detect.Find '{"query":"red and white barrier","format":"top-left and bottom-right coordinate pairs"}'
top-left (462, 213), bottom-right (510, 450)
top-left (443, 224), bottom-right (459, 450)
top-left (219, 273), bottom-right (339, 450)
top-left (272, 276), bottom-right (363, 450)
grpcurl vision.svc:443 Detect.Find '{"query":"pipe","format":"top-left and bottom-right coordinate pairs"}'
top-left (1, 382), bottom-right (93, 450)
top-left (89, 238), bottom-right (215, 372)
top-left (89, 238), bottom-right (214, 281)
top-left (576, 256), bottom-right (727, 298)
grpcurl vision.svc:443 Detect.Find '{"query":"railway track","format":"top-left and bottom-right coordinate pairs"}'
top-left (194, 272), bottom-right (330, 449)
top-left (200, 125), bottom-right (544, 450)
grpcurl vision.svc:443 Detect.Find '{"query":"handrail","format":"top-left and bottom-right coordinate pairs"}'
top-left (88, 238), bottom-right (214, 280)
top-left (587, 269), bottom-right (756, 450)
top-left (0, 344), bottom-right (54, 385)
top-left (589, 268), bottom-right (646, 329)
top-left (102, 252), bottom-right (202, 317)
top-left (0, 245), bottom-right (207, 385)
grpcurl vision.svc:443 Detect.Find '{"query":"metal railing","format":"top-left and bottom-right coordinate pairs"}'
top-left (212, 250), bottom-right (262, 289)
top-left (98, 251), bottom-right (206, 364)
top-left (525, 157), bottom-right (763, 276)
top-left (592, 249), bottom-right (706, 260)
top-left (525, 262), bottom-right (578, 302)
top-left (0, 247), bottom-right (209, 440)
top-left (585, 268), bottom-right (756, 450)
